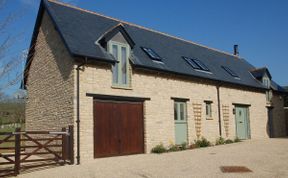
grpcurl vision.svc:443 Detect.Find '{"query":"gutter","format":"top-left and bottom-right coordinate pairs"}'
top-left (75, 57), bottom-right (87, 165)
top-left (216, 83), bottom-right (223, 137)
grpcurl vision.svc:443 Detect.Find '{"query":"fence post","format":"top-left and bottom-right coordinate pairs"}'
top-left (14, 128), bottom-right (21, 175)
top-left (68, 125), bottom-right (74, 165)
top-left (61, 127), bottom-right (67, 165)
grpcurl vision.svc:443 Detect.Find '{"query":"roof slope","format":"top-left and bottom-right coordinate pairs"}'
top-left (33, 0), bottom-right (273, 90)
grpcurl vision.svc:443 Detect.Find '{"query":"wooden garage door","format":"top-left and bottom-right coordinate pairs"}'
top-left (93, 100), bottom-right (144, 158)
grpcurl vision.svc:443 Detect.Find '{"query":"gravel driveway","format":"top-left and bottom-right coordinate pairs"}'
top-left (18, 138), bottom-right (288, 178)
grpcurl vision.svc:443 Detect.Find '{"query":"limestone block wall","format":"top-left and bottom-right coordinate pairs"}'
top-left (25, 11), bottom-right (74, 131)
top-left (77, 62), bottom-right (268, 161)
top-left (219, 87), bottom-right (268, 139)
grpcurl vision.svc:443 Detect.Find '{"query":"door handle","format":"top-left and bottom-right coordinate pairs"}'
top-left (239, 121), bottom-right (243, 123)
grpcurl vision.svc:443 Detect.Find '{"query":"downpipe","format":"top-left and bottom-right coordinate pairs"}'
top-left (75, 57), bottom-right (87, 165)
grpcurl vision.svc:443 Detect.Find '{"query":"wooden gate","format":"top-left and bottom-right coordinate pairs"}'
top-left (94, 100), bottom-right (144, 158)
top-left (0, 125), bottom-right (74, 177)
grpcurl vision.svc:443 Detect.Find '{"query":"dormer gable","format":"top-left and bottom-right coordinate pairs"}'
top-left (98, 24), bottom-right (135, 49)
top-left (250, 67), bottom-right (272, 88)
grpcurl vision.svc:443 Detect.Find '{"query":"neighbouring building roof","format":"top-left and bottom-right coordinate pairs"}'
top-left (24, 0), bottom-right (286, 92)
top-left (250, 67), bottom-right (272, 80)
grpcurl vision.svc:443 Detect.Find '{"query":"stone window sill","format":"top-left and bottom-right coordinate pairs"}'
top-left (111, 85), bottom-right (132, 90)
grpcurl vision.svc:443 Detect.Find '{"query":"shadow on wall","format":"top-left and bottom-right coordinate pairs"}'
top-left (42, 17), bottom-right (73, 81)
top-left (266, 107), bottom-right (273, 138)
top-left (285, 108), bottom-right (288, 136)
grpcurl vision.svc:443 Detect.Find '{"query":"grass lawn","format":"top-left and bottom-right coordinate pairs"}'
top-left (0, 124), bottom-right (25, 153)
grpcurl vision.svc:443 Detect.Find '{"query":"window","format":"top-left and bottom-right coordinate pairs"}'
top-left (221, 66), bottom-right (239, 78)
top-left (205, 101), bottom-right (212, 120)
top-left (109, 41), bottom-right (130, 86)
top-left (183, 56), bottom-right (210, 72)
top-left (174, 102), bottom-right (187, 121)
top-left (262, 77), bottom-right (270, 88)
top-left (141, 47), bottom-right (162, 61)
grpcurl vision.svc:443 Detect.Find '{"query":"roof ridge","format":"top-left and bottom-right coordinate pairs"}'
top-left (250, 67), bottom-right (268, 72)
top-left (47, 0), bottom-right (240, 59)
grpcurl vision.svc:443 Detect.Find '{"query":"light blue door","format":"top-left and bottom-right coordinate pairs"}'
top-left (174, 102), bottom-right (188, 145)
top-left (235, 106), bottom-right (250, 139)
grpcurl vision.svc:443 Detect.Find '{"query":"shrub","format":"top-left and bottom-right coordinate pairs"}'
top-left (225, 139), bottom-right (234, 144)
top-left (194, 137), bottom-right (211, 148)
top-left (215, 137), bottom-right (225, 145)
top-left (168, 144), bottom-right (180, 152)
top-left (234, 137), bottom-right (241, 143)
top-left (151, 144), bottom-right (167, 154)
top-left (180, 142), bottom-right (188, 150)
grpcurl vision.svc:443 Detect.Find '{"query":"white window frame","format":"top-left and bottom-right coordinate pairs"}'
top-left (108, 41), bottom-right (130, 87)
top-left (205, 101), bottom-right (212, 120)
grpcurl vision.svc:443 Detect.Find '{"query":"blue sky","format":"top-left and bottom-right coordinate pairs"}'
top-left (1, 0), bottom-right (287, 95)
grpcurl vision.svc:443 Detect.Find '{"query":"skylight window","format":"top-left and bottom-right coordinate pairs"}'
top-left (193, 59), bottom-right (210, 71)
top-left (141, 47), bottom-right (162, 61)
top-left (222, 66), bottom-right (239, 78)
top-left (182, 56), bottom-right (210, 72)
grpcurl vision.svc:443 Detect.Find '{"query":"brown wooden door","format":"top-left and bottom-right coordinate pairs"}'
top-left (94, 100), bottom-right (144, 158)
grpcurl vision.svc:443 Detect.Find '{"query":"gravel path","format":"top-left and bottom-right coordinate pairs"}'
top-left (18, 138), bottom-right (288, 178)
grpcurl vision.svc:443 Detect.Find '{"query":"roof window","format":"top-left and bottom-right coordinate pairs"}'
top-left (222, 66), bottom-right (239, 79)
top-left (141, 47), bottom-right (162, 61)
top-left (183, 56), bottom-right (210, 72)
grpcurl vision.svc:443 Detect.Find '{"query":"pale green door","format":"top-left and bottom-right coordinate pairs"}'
top-left (235, 106), bottom-right (250, 139)
top-left (174, 102), bottom-right (188, 145)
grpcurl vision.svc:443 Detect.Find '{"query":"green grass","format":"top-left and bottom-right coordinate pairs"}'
top-left (0, 124), bottom-right (25, 153)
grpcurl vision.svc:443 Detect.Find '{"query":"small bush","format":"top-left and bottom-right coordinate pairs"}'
top-left (225, 139), bottom-right (234, 144)
top-left (180, 142), bottom-right (188, 150)
top-left (234, 137), bottom-right (241, 143)
top-left (168, 144), bottom-right (180, 152)
top-left (215, 137), bottom-right (225, 145)
top-left (194, 137), bottom-right (211, 148)
top-left (151, 144), bottom-right (167, 154)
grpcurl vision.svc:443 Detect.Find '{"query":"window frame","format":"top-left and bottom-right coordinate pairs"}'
top-left (182, 56), bottom-right (211, 72)
top-left (204, 101), bottom-right (213, 120)
top-left (141, 47), bottom-right (162, 61)
top-left (108, 41), bottom-right (130, 87)
top-left (221, 66), bottom-right (240, 79)
top-left (262, 76), bottom-right (270, 88)
top-left (174, 101), bottom-right (187, 123)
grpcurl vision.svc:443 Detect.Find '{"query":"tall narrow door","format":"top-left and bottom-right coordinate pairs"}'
top-left (235, 106), bottom-right (250, 139)
top-left (174, 102), bottom-right (188, 145)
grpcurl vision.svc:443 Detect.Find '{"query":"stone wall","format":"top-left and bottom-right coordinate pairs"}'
top-left (77, 63), bottom-right (268, 161)
top-left (25, 11), bottom-right (74, 131)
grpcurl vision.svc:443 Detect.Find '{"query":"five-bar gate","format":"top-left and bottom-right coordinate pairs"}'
top-left (0, 125), bottom-right (74, 177)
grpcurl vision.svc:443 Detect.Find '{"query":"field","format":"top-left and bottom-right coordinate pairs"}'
top-left (0, 124), bottom-right (25, 153)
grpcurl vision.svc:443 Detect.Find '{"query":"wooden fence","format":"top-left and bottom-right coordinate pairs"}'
top-left (0, 125), bottom-right (74, 177)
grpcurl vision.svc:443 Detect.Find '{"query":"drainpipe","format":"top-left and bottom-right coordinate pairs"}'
top-left (76, 58), bottom-right (87, 165)
top-left (216, 83), bottom-right (222, 137)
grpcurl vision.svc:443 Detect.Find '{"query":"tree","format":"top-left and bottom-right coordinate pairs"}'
top-left (0, 1), bottom-right (27, 126)
top-left (0, 0), bottom-right (26, 92)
